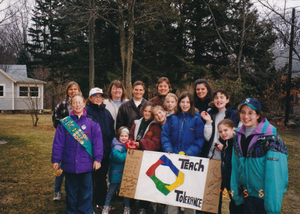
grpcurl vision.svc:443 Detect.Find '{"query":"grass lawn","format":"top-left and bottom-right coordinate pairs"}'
top-left (0, 114), bottom-right (299, 214)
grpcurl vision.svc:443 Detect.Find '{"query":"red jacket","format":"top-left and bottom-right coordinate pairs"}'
top-left (129, 118), bottom-right (162, 151)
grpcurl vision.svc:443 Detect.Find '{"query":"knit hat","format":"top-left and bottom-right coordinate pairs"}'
top-left (89, 87), bottom-right (103, 97)
top-left (238, 98), bottom-right (261, 113)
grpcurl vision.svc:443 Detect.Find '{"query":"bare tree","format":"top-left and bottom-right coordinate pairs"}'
top-left (22, 84), bottom-right (43, 126)
top-left (0, 0), bottom-right (32, 63)
top-left (257, 0), bottom-right (300, 59)
top-left (59, 0), bottom-right (175, 97)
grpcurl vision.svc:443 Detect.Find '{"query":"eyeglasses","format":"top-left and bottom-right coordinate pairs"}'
top-left (92, 94), bottom-right (103, 99)
top-left (72, 102), bottom-right (84, 106)
top-left (112, 87), bottom-right (122, 91)
top-left (240, 111), bottom-right (257, 117)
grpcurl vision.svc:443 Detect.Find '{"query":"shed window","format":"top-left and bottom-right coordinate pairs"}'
top-left (0, 85), bottom-right (3, 97)
top-left (19, 87), bottom-right (28, 97)
top-left (19, 86), bottom-right (39, 97)
top-left (30, 87), bottom-right (39, 97)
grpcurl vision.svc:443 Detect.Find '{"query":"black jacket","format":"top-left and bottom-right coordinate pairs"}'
top-left (116, 98), bottom-right (147, 131)
top-left (85, 103), bottom-right (115, 158)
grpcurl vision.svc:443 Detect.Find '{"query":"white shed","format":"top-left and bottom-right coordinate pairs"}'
top-left (0, 65), bottom-right (46, 111)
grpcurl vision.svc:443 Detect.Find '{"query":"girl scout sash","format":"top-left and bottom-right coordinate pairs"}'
top-left (60, 116), bottom-right (93, 157)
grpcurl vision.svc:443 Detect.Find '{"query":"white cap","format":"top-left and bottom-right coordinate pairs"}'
top-left (89, 87), bottom-right (103, 97)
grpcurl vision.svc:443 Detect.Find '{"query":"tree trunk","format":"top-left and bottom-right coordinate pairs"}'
top-left (125, 0), bottom-right (135, 98)
top-left (237, 0), bottom-right (246, 80)
top-left (117, 0), bottom-right (129, 96)
top-left (117, 0), bottom-right (135, 98)
top-left (88, 0), bottom-right (95, 89)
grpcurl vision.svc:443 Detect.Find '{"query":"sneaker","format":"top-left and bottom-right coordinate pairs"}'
top-left (53, 191), bottom-right (61, 201)
top-left (123, 207), bottom-right (131, 214)
top-left (102, 206), bottom-right (110, 214)
top-left (138, 208), bottom-right (146, 214)
top-left (180, 207), bottom-right (185, 212)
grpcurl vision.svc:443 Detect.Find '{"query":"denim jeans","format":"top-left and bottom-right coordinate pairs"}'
top-left (104, 183), bottom-right (130, 208)
top-left (65, 172), bottom-right (93, 214)
top-left (54, 172), bottom-right (64, 192)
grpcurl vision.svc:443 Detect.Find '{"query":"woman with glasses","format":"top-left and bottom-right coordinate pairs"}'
top-left (104, 80), bottom-right (128, 130)
top-left (86, 87), bottom-right (115, 210)
top-left (231, 98), bottom-right (288, 214)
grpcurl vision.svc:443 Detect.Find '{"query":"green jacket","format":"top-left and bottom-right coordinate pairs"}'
top-left (231, 119), bottom-right (288, 214)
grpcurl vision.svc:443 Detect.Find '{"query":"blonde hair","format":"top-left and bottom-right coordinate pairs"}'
top-left (70, 93), bottom-right (85, 104)
top-left (152, 105), bottom-right (165, 114)
top-left (164, 93), bottom-right (178, 112)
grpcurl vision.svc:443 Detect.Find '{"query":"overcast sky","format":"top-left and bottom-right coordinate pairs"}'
top-left (252, 0), bottom-right (300, 11)
top-left (1, 0), bottom-right (300, 25)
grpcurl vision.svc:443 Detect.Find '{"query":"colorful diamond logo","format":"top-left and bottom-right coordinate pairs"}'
top-left (146, 155), bottom-right (184, 196)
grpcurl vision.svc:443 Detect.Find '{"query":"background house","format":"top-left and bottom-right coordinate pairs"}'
top-left (0, 65), bottom-right (46, 111)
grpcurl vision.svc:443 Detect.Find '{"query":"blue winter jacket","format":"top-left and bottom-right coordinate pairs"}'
top-left (85, 103), bottom-right (115, 159)
top-left (52, 110), bottom-right (103, 173)
top-left (231, 118), bottom-right (288, 214)
top-left (109, 138), bottom-right (127, 183)
top-left (161, 112), bottom-right (204, 156)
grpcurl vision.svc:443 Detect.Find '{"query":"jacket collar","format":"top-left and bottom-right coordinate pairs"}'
top-left (89, 102), bottom-right (106, 110)
top-left (128, 98), bottom-right (146, 107)
top-left (236, 118), bottom-right (276, 136)
top-left (70, 109), bottom-right (87, 120)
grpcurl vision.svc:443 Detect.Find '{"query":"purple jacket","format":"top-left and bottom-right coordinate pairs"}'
top-left (52, 110), bottom-right (103, 173)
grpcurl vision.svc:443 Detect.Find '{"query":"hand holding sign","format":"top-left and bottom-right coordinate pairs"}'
top-left (125, 139), bottom-right (138, 150)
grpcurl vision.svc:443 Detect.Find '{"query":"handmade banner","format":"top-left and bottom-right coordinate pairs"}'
top-left (119, 150), bottom-right (221, 213)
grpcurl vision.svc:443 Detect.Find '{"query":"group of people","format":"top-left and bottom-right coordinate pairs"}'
top-left (51, 77), bottom-right (288, 214)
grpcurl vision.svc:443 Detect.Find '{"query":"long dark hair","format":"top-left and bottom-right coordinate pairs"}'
top-left (176, 92), bottom-right (195, 116)
top-left (194, 79), bottom-right (213, 102)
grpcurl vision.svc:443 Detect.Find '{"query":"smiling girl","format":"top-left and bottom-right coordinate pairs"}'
top-left (85, 87), bottom-right (115, 209)
top-left (102, 127), bottom-right (131, 214)
top-left (129, 102), bottom-right (162, 213)
top-left (216, 119), bottom-right (244, 213)
top-left (200, 89), bottom-right (239, 159)
top-left (231, 98), bottom-right (288, 214)
top-left (52, 81), bottom-right (81, 201)
top-left (152, 105), bottom-right (167, 126)
top-left (161, 91), bottom-right (204, 156)
top-left (161, 91), bottom-right (204, 214)
top-left (52, 93), bottom-right (103, 214)
top-left (164, 93), bottom-right (178, 116)
top-left (193, 79), bottom-right (213, 113)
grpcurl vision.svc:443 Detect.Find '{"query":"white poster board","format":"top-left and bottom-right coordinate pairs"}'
top-left (119, 150), bottom-right (221, 213)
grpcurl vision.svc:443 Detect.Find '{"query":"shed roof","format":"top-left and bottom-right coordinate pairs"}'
top-left (0, 65), bottom-right (27, 77)
top-left (0, 65), bottom-right (46, 84)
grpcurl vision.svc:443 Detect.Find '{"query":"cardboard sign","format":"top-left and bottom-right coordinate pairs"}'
top-left (119, 150), bottom-right (221, 213)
